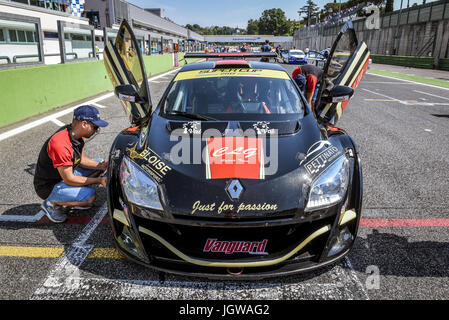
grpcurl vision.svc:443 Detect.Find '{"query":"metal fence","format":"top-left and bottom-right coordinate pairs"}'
top-left (297, 0), bottom-right (449, 37)
top-left (294, 0), bottom-right (449, 59)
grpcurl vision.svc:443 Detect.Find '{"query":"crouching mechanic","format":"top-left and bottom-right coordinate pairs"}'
top-left (292, 64), bottom-right (323, 112)
top-left (33, 105), bottom-right (109, 223)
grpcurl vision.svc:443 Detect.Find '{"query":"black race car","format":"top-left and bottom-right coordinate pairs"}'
top-left (103, 20), bottom-right (370, 279)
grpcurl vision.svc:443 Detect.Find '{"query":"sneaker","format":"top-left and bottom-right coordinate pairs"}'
top-left (65, 205), bottom-right (93, 211)
top-left (41, 200), bottom-right (67, 223)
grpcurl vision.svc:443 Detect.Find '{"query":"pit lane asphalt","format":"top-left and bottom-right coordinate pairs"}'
top-left (0, 63), bottom-right (448, 300)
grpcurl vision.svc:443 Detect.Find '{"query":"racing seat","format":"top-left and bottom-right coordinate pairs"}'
top-left (192, 93), bottom-right (210, 114)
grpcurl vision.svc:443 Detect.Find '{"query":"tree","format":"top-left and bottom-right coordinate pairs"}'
top-left (298, 0), bottom-right (320, 26)
top-left (258, 8), bottom-right (290, 36)
top-left (247, 19), bottom-right (259, 35)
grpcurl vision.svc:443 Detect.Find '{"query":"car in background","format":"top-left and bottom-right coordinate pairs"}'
top-left (305, 50), bottom-right (327, 68)
top-left (281, 49), bottom-right (307, 64)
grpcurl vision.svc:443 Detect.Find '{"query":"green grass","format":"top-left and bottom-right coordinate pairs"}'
top-left (369, 69), bottom-right (449, 89)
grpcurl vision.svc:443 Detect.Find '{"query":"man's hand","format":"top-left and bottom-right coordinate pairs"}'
top-left (99, 177), bottom-right (107, 188)
top-left (97, 161), bottom-right (108, 172)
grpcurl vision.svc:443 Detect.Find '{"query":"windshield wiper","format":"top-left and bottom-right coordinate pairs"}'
top-left (166, 110), bottom-right (217, 121)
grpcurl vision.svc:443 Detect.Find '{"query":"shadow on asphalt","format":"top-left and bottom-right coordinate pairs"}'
top-left (1, 203), bottom-right (41, 217)
top-left (1, 195), bottom-right (448, 284)
top-left (350, 229), bottom-right (449, 278)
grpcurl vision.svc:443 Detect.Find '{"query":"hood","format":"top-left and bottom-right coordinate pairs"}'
top-left (125, 113), bottom-right (343, 218)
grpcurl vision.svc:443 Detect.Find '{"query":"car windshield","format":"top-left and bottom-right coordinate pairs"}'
top-left (290, 50), bottom-right (304, 55)
top-left (162, 69), bottom-right (305, 120)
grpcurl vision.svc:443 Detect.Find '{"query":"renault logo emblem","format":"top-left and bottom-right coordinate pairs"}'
top-left (226, 179), bottom-right (244, 201)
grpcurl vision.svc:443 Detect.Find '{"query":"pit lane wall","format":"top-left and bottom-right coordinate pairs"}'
top-left (0, 52), bottom-right (195, 129)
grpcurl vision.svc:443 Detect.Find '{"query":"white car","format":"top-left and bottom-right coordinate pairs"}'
top-left (305, 50), bottom-right (327, 68)
top-left (281, 49), bottom-right (306, 64)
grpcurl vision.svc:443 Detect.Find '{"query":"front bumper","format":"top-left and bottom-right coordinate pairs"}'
top-left (288, 58), bottom-right (307, 64)
top-left (108, 194), bottom-right (360, 279)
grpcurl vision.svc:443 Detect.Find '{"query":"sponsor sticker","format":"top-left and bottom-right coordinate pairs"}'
top-left (126, 143), bottom-right (172, 182)
top-left (174, 68), bottom-right (290, 81)
top-left (304, 145), bottom-right (341, 175)
top-left (191, 200), bottom-right (278, 215)
top-left (252, 121), bottom-right (275, 135)
top-left (182, 121), bottom-right (201, 135)
top-left (203, 238), bottom-right (268, 255)
top-left (206, 137), bottom-right (264, 179)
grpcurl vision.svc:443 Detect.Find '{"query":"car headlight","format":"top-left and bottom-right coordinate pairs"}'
top-left (120, 156), bottom-right (163, 210)
top-left (305, 155), bottom-right (350, 211)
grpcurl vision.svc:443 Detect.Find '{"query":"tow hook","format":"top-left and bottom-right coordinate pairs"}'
top-left (227, 267), bottom-right (244, 276)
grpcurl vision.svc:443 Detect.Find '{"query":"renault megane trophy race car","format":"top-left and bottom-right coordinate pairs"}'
top-left (103, 20), bottom-right (370, 279)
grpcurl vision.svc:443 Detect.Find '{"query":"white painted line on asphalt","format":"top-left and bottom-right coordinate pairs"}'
top-left (343, 257), bottom-right (370, 300)
top-left (0, 92), bottom-right (114, 142)
top-left (148, 68), bottom-right (178, 82)
top-left (362, 88), bottom-right (449, 106)
top-left (51, 119), bottom-right (65, 127)
top-left (91, 102), bottom-right (107, 109)
top-left (363, 81), bottom-right (410, 84)
top-left (413, 90), bottom-right (449, 101)
top-left (30, 263), bottom-right (368, 299)
top-left (362, 88), bottom-right (401, 102)
top-left (29, 277), bottom-right (346, 300)
top-left (32, 203), bottom-right (108, 299)
top-left (0, 210), bottom-right (45, 222)
top-left (0, 67), bottom-right (181, 143)
top-left (368, 72), bottom-right (449, 91)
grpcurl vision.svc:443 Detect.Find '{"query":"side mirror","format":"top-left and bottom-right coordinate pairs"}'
top-left (322, 85), bottom-right (354, 104)
top-left (115, 84), bottom-right (146, 104)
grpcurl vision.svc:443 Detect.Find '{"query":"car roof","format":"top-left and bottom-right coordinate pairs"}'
top-left (179, 61), bottom-right (287, 72)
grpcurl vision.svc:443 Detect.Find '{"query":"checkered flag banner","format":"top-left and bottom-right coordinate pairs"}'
top-left (71, 0), bottom-right (85, 17)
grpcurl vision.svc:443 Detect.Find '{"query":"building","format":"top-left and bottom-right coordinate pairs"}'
top-left (84, 0), bottom-right (205, 54)
top-left (0, 0), bottom-right (204, 68)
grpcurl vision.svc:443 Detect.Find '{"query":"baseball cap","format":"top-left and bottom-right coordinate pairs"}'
top-left (73, 105), bottom-right (108, 127)
top-left (294, 74), bottom-right (307, 93)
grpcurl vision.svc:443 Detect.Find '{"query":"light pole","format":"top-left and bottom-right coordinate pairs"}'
top-left (394, 0), bottom-right (404, 55)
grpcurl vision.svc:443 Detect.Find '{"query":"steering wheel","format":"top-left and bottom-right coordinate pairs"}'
top-left (258, 101), bottom-right (271, 114)
top-left (236, 101), bottom-right (247, 113)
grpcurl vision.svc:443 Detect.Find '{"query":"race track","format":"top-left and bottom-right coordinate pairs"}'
top-left (0, 62), bottom-right (448, 300)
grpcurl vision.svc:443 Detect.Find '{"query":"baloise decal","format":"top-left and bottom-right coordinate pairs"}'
top-left (127, 143), bottom-right (172, 182)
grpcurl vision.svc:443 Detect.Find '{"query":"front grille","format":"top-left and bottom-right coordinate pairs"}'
top-left (133, 214), bottom-right (334, 264)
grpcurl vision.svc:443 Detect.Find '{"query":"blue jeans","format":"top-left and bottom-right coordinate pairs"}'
top-left (312, 82), bottom-right (320, 103)
top-left (46, 158), bottom-right (103, 203)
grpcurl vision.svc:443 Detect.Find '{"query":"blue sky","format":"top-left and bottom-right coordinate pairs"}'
top-left (127, 0), bottom-right (432, 28)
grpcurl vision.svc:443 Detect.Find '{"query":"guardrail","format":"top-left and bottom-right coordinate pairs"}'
top-left (7, 52), bottom-right (79, 64)
top-left (0, 56), bottom-right (11, 64)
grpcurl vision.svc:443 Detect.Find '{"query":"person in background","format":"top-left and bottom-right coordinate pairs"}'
top-left (261, 40), bottom-right (272, 52)
top-left (292, 64), bottom-right (323, 112)
top-left (33, 105), bottom-right (109, 223)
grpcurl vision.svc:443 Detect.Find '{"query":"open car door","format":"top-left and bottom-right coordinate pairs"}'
top-left (315, 21), bottom-right (370, 125)
top-left (103, 19), bottom-right (152, 126)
